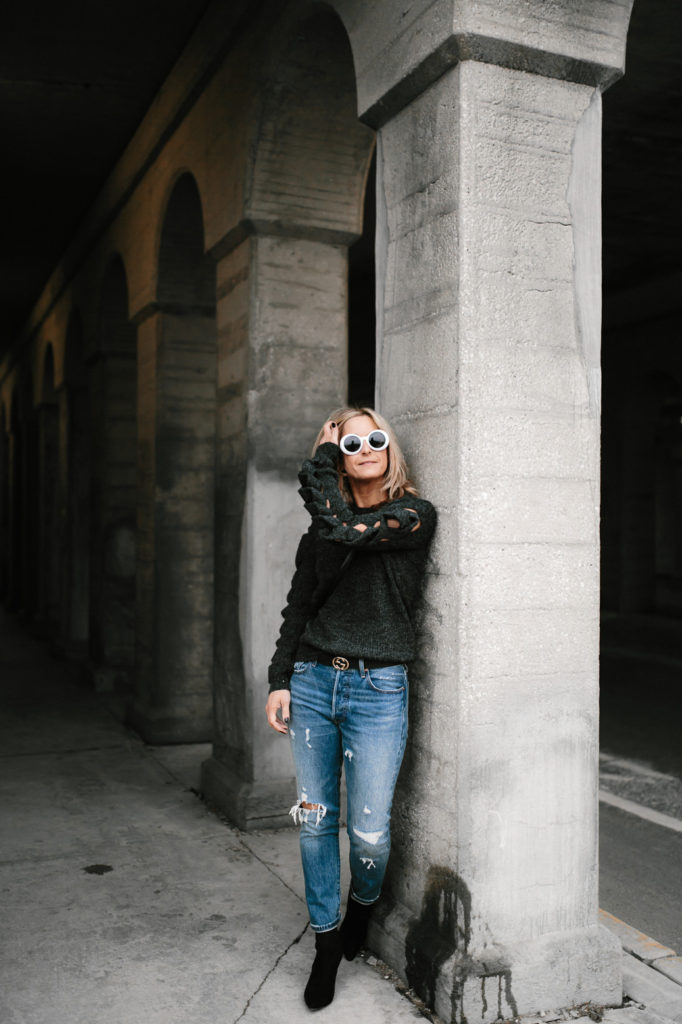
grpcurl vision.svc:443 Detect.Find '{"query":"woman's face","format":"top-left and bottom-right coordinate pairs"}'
top-left (340, 414), bottom-right (389, 487)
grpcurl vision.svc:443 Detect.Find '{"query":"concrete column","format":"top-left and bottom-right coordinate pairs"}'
top-left (88, 351), bottom-right (136, 692)
top-left (133, 308), bottom-right (215, 743)
top-left (61, 386), bottom-right (90, 657)
top-left (369, 61), bottom-right (620, 1020)
top-left (201, 232), bottom-right (348, 828)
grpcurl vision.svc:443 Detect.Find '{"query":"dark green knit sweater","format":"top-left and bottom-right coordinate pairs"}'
top-left (268, 442), bottom-right (436, 692)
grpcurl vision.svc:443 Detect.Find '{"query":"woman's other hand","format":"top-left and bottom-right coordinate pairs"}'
top-left (320, 420), bottom-right (339, 446)
top-left (266, 689), bottom-right (291, 734)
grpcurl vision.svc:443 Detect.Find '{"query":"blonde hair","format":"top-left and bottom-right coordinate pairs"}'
top-left (312, 406), bottom-right (418, 502)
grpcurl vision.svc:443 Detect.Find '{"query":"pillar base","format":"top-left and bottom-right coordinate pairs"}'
top-left (200, 755), bottom-right (295, 830)
top-left (370, 895), bottom-right (622, 1024)
top-left (131, 702), bottom-right (212, 745)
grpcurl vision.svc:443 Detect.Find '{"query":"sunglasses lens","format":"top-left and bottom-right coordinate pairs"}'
top-left (368, 430), bottom-right (388, 450)
top-left (341, 434), bottom-right (362, 454)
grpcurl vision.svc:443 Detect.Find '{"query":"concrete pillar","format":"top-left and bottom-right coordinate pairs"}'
top-left (36, 396), bottom-right (60, 636)
top-left (88, 349), bottom-right (137, 692)
top-left (201, 232), bottom-right (349, 826)
top-left (367, 56), bottom-right (619, 1024)
top-left (133, 308), bottom-right (216, 743)
top-left (61, 385), bottom-right (90, 657)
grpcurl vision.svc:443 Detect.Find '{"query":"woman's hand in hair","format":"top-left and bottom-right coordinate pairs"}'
top-left (266, 689), bottom-right (291, 734)
top-left (320, 420), bottom-right (339, 446)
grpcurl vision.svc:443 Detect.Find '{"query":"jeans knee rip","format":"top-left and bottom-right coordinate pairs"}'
top-left (352, 826), bottom-right (383, 845)
top-left (290, 794), bottom-right (327, 826)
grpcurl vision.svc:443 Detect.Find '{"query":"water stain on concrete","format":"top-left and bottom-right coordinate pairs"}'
top-left (83, 864), bottom-right (114, 875)
top-left (405, 865), bottom-right (518, 1023)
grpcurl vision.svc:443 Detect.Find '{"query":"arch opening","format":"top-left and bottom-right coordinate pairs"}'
top-left (136, 170), bottom-right (216, 742)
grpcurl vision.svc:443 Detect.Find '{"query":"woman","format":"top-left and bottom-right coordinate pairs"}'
top-left (265, 407), bottom-right (436, 1010)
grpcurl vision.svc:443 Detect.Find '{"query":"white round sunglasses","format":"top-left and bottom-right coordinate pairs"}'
top-left (339, 429), bottom-right (389, 456)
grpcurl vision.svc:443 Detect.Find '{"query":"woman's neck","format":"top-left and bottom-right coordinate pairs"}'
top-left (350, 480), bottom-right (386, 508)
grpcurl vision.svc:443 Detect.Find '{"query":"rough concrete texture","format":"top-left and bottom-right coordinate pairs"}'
top-left (373, 56), bottom-right (620, 1021)
top-left (327, 0), bottom-right (634, 123)
top-left (0, 614), bottom-right (425, 1024)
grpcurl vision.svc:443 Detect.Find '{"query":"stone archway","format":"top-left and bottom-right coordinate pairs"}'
top-left (133, 171), bottom-right (216, 743)
top-left (202, 0), bottom-right (375, 827)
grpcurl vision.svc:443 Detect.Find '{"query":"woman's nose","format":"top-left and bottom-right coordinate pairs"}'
top-left (360, 439), bottom-right (372, 454)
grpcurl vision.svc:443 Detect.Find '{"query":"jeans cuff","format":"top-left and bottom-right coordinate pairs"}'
top-left (349, 891), bottom-right (379, 907)
top-left (311, 917), bottom-right (342, 933)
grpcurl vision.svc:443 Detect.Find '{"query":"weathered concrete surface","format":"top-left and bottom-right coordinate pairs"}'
top-left (372, 53), bottom-right (620, 1023)
top-left (326, 0), bottom-right (634, 124)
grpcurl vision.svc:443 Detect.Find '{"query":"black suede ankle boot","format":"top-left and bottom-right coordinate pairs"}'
top-left (339, 895), bottom-right (372, 961)
top-left (304, 928), bottom-right (343, 1010)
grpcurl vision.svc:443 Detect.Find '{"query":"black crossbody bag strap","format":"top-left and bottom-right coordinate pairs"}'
top-left (309, 550), bottom-right (355, 617)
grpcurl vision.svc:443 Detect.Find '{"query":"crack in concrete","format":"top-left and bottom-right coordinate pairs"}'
top-left (232, 921), bottom-right (309, 1023)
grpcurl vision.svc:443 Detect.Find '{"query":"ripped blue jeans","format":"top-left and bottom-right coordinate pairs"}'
top-left (288, 659), bottom-right (408, 933)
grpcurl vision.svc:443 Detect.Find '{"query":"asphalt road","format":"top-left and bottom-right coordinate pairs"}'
top-left (599, 650), bottom-right (682, 953)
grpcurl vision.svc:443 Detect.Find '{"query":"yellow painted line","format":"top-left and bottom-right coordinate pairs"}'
top-left (599, 909), bottom-right (678, 960)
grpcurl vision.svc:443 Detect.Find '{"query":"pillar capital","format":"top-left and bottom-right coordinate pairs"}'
top-left (325, 0), bottom-right (634, 127)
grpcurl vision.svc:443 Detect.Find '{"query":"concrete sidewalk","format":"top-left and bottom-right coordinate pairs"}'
top-left (0, 613), bottom-right (679, 1024)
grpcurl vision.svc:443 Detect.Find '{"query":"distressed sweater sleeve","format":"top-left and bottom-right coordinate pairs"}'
top-left (267, 524), bottom-right (317, 693)
top-left (298, 442), bottom-right (436, 551)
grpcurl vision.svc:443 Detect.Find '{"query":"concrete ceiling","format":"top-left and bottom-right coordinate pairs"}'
top-left (0, 0), bottom-right (679, 359)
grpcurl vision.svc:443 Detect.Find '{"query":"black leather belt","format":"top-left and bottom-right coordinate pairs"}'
top-left (314, 651), bottom-right (394, 672)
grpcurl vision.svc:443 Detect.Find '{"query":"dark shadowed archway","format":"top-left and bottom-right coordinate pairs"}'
top-left (133, 171), bottom-right (216, 743)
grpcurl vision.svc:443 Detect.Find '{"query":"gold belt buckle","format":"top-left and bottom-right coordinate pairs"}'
top-left (332, 656), bottom-right (350, 671)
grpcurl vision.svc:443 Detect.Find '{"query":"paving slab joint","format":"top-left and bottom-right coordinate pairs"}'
top-left (599, 910), bottom-right (682, 1023)
top-left (599, 911), bottom-right (682, 981)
